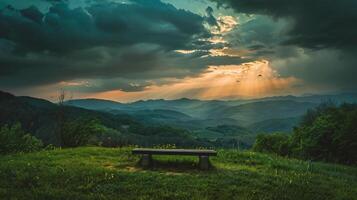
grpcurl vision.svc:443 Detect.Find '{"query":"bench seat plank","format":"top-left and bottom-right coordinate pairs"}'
top-left (132, 148), bottom-right (217, 156)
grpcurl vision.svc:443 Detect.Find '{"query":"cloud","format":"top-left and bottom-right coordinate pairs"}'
top-left (59, 78), bottom-right (150, 93)
top-left (204, 6), bottom-right (218, 27)
top-left (79, 60), bottom-right (301, 101)
top-left (212, 0), bottom-right (357, 50)
top-left (0, 0), bottom-right (232, 93)
top-left (210, 0), bottom-right (357, 92)
top-left (3, 0), bottom-right (355, 99)
top-left (272, 49), bottom-right (357, 91)
top-left (0, 0), bottom-right (212, 54)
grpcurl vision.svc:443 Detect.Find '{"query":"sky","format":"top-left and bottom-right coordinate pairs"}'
top-left (0, 0), bottom-right (357, 102)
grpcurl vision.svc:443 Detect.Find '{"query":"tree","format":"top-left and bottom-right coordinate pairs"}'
top-left (0, 123), bottom-right (43, 154)
top-left (55, 89), bottom-right (73, 146)
top-left (254, 102), bottom-right (357, 165)
top-left (253, 133), bottom-right (290, 156)
top-left (61, 118), bottom-right (105, 147)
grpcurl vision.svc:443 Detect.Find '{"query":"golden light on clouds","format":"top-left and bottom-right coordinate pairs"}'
top-left (59, 81), bottom-right (90, 87)
top-left (207, 47), bottom-right (251, 57)
top-left (88, 60), bottom-right (301, 101)
top-left (22, 60), bottom-right (301, 102)
top-left (210, 16), bottom-right (238, 35)
top-left (176, 15), bottom-right (244, 58)
top-left (174, 49), bottom-right (197, 54)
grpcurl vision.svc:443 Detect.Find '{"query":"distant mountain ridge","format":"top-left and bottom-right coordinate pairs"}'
top-left (65, 93), bottom-right (357, 125)
top-left (66, 93), bottom-right (357, 111)
top-left (211, 100), bottom-right (317, 125)
top-left (66, 98), bottom-right (126, 110)
top-left (3, 90), bottom-right (357, 147)
top-left (0, 90), bottom-right (213, 147)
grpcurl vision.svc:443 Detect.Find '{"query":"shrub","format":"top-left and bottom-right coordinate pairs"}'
top-left (61, 118), bottom-right (105, 147)
top-left (253, 103), bottom-right (357, 165)
top-left (0, 123), bottom-right (43, 154)
top-left (95, 127), bottom-right (130, 147)
top-left (290, 103), bottom-right (357, 164)
top-left (253, 133), bottom-right (290, 156)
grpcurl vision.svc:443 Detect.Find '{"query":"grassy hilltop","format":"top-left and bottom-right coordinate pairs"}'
top-left (1, 147), bottom-right (356, 200)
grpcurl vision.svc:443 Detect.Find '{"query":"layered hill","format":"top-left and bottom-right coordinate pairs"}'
top-left (0, 91), bottom-right (209, 147)
top-left (64, 93), bottom-right (357, 146)
top-left (66, 93), bottom-right (357, 129)
top-left (3, 90), bottom-right (357, 148)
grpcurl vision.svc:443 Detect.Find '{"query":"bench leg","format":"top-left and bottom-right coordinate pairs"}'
top-left (199, 156), bottom-right (210, 170)
top-left (140, 154), bottom-right (152, 167)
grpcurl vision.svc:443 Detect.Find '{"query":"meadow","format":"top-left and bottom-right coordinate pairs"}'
top-left (1, 147), bottom-right (356, 200)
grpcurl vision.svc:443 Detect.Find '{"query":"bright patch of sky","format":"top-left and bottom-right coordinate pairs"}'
top-left (161, 0), bottom-right (214, 16)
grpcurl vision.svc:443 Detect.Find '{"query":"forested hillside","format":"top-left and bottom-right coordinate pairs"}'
top-left (253, 103), bottom-right (357, 165)
top-left (0, 91), bottom-right (211, 149)
top-left (2, 90), bottom-right (357, 150)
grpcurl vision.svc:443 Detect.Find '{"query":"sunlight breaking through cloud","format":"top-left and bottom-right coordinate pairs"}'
top-left (87, 60), bottom-right (301, 101)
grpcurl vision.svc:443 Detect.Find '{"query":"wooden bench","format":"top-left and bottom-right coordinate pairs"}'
top-left (132, 148), bottom-right (217, 170)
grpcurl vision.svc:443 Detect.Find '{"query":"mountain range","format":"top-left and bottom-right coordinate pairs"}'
top-left (2, 90), bottom-right (357, 147)
top-left (66, 93), bottom-right (357, 129)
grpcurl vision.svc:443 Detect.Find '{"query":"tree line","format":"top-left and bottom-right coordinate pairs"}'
top-left (253, 102), bottom-right (357, 165)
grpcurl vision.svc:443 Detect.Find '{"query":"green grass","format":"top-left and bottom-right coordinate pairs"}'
top-left (1, 147), bottom-right (357, 200)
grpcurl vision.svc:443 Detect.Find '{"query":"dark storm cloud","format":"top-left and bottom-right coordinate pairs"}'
top-left (224, 15), bottom-right (288, 54)
top-left (211, 0), bottom-right (357, 91)
top-left (0, 0), bottom-right (230, 92)
top-left (19, 6), bottom-right (44, 23)
top-left (204, 6), bottom-right (218, 27)
top-left (0, 0), bottom-right (210, 54)
top-left (248, 44), bottom-right (266, 51)
top-left (213, 0), bottom-right (357, 50)
top-left (273, 49), bottom-right (357, 91)
top-left (0, 44), bottom-right (176, 88)
top-left (64, 78), bottom-right (150, 93)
